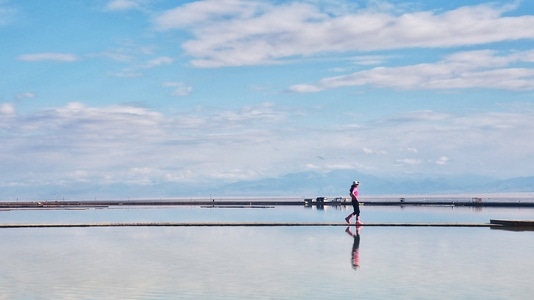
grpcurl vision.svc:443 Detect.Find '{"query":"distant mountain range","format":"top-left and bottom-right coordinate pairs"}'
top-left (1, 170), bottom-right (533, 201)
top-left (219, 170), bottom-right (534, 197)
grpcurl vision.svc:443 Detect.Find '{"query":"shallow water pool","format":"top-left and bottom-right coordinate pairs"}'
top-left (0, 206), bottom-right (532, 299)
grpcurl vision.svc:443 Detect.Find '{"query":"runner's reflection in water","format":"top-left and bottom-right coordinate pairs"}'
top-left (345, 226), bottom-right (361, 270)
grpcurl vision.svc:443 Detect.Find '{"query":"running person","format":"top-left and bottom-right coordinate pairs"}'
top-left (345, 181), bottom-right (363, 225)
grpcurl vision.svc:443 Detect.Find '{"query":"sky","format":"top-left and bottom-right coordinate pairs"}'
top-left (1, 0), bottom-right (534, 198)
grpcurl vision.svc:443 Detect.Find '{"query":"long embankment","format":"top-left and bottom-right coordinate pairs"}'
top-left (1, 199), bottom-right (533, 230)
top-left (1, 198), bottom-right (534, 209)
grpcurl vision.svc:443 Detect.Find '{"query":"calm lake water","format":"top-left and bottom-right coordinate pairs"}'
top-left (1, 205), bottom-right (533, 299)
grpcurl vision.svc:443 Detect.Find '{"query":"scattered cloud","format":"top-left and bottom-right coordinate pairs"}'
top-left (0, 2), bottom-right (16, 27)
top-left (2, 1), bottom-right (534, 196)
top-left (90, 51), bottom-right (134, 62)
top-left (104, 0), bottom-right (144, 11)
top-left (2, 102), bottom-right (533, 187)
top-left (154, 0), bottom-right (265, 30)
top-left (289, 50), bottom-right (534, 92)
top-left (153, 1), bottom-right (534, 67)
top-left (17, 53), bottom-right (79, 62)
top-left (141, 56), bottom-right (173, 69)
top-left (163, 81), bottom-right (193, 97)
top-left (349, 55), bottom-right (392, 66)
top-left (362, 147), bottom-right (387, 155)
top-left (108, 71), bottom-right (143, 78)
top-left (436, 156), bottom-right (449, 165)
top-left (0, 102), bottom-right (295, 186)
top-left (15, 92), bottom-right (36, 101)
top-left (0, 103), bottom-right (15, 115)
top-left (396, 158), bottom-right (422, 165)
top-left (91, 41), bottom-right (156, 63)
top-left (108, 56), bottom-right (174, 78)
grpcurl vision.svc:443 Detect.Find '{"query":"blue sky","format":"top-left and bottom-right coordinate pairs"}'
top-left (1, 0), bottom-right (533, 197)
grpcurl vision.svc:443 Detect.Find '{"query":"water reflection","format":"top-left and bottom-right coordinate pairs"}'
top-left (1, 206), bottom-right (534, 299)
top-left (1, 223), bottom-right (533, 298)
top-left (345, 226), bottom-right (361, 270)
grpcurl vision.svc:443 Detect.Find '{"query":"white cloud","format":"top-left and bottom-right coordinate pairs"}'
top-left (105, 0), bottom-right (143, 11)
top-left (108, 71), bottom-right (143, 78)
top-left (362, 147), bottom-right (387, 155)
top-left (286, 84), bottom-right (322, 93)
top-left (142, 56), bottom-right (173, 69)
top-left (153, 1), bottom-right (534, 67)
top-left (396, 158), bottom-right (421, 165)
top-left (0, 102), bottom-right (294, 186)
top-left (289, 50), bottom-right (534, 92)
top-left (154, 0), bottom-right (265, 30)
top-left (0, 2), bottom-right (16, 27)
top-left (2, 102), bottom-right (533, 188)
top-left (163, 81), bottom-right (193, 97)
top-left (17, 53), bottom-right (79, 62)
top-left (436, 156), bottom-right (449, 165)
top-left (15, 92), bottom-right (36, 101)
top-left (350, 55), bottom-right (391, 66)
top-left (0, 103), bottom-right (15, 115)
top-left (107, 56), bottom-right (173, 78)
top-left (91, 51), bottom-right (134, 62)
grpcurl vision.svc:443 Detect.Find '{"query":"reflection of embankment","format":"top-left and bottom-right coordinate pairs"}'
top-left (0, 220), bottom-right (532, 230)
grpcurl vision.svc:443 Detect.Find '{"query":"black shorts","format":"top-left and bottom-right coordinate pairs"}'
top-left (351, 199), bottom-right (360, 215)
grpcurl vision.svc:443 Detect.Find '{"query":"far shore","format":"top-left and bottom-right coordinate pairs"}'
top-left (1, 192), bottom-right (534, 209)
